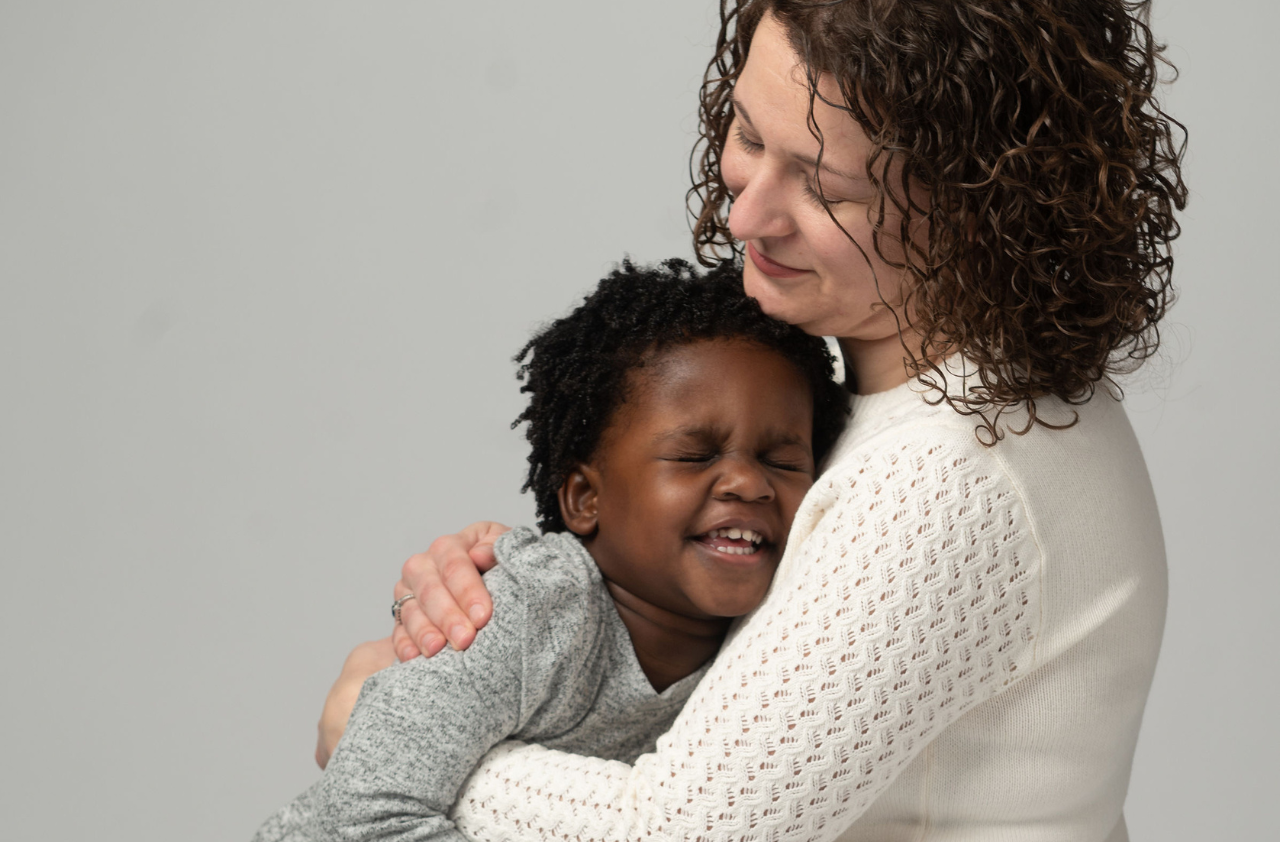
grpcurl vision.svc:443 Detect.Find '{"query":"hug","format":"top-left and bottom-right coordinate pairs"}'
top-left (262, 2), bottom-right (1186, 840)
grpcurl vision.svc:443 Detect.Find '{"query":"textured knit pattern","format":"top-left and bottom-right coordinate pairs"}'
top-left (253, 528), bottom-right (708, 842)
top-left (449, 368), bottom-right (1166, 842)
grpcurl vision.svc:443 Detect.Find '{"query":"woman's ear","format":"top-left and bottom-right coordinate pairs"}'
top-left (558, 465), bottom-right (601, 537)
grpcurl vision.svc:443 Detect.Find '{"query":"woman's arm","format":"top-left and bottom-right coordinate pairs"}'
top-left (315, 638), bottom-right (397, 769)
top-left (448, 431), bottom-right (1044, 841)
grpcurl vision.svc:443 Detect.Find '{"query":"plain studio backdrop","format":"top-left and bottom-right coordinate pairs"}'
top-left (2, 1), bottom-right (1275, 838)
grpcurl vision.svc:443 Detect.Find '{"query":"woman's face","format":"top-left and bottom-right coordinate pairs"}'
top-left (722, 13), bottom-right (918, 354)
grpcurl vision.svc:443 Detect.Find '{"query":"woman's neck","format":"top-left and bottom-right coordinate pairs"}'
top-left (603, 579), bottom-right (730, 693)
top-left (836, 334), bottom-right (918, 395)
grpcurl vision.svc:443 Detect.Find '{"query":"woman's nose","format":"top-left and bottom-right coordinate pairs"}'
top-left (712, 455), bottom-right (775, 503)
top-left (723, 149), bottom-right (793, 243)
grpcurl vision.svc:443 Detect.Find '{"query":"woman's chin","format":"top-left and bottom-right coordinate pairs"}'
top-left (744, 285), bottom-right (821, 337)
top-left (742, 265), bottom-right (792, 318)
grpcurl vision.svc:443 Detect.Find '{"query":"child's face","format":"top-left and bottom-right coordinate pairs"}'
top-left (568, 338), bottom-right (817, 620)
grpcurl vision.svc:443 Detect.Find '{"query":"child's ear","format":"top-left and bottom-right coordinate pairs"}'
top-left (558, 465), bottom-right (601, 537)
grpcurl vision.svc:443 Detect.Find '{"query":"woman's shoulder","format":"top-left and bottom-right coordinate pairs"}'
top-left (806, 383), bottom-right (1047, 575)
top-left (811, 372), bottom-right (1164, 661)
top-left (817, 374), bottom-right (1007, 501)
top-left (813, 366), bottom-right (1161, 564)
top-left (823, 363), bottom-right (1149, 498)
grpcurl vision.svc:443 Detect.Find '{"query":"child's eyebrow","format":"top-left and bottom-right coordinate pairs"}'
top-left (652, 426), bottom-right (810, 450)
top-left (652, 425), bottom-right (721, 446)
top-left (764, 431), bottom-right (810, 449)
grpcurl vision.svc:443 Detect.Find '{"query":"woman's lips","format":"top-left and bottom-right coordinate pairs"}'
top-left (747, 242), bottom-right (808, 279)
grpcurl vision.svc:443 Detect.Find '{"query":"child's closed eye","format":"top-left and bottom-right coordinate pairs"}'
top-left (669, 451), bottom-right (717, 463)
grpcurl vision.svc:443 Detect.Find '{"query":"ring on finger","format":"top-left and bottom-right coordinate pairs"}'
top-left (389, 591), bottom-right (414, 621)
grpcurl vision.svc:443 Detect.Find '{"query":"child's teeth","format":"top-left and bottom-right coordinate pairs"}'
top-left (709, 527), bottom-right (763, 543)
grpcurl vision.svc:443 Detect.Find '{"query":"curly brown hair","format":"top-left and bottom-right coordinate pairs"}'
top-left (688, 0), bottom-right (1188, 441)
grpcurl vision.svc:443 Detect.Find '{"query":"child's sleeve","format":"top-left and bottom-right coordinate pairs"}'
top-left (303, 560), bottom-right (545, 842)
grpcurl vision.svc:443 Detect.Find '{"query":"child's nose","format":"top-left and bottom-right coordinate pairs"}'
top-left (712, 455), bottom-right (775, 502)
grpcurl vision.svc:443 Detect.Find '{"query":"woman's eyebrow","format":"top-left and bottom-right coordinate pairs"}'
top-left (733, 96), bottom-right (865, 182)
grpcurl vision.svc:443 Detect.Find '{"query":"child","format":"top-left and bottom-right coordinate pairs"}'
top-left (252, 258), bottom-right (849, 841)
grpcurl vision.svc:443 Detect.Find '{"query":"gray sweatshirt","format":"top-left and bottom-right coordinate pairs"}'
top-left (252, 527), bottom-right (709, 842)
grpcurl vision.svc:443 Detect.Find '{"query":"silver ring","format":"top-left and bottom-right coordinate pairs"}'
top-left (392, 594), bottom-right (416, 624)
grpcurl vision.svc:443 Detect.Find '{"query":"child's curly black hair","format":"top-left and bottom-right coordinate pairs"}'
top-left (513, 258), bottom-right (849, 533)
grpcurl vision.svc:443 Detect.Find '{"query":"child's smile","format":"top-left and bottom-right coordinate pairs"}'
top-left (560, 338), bottom-right (817, 628)
top-left (694, 526), bottom-right (767, 556)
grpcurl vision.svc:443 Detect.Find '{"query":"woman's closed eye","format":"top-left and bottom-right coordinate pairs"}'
top-left (801, 177), bottom-right (848, 208)
top-left (735, 124), bottom-right (848, 208)
top-left (734, 125), bottom-right (764, 154)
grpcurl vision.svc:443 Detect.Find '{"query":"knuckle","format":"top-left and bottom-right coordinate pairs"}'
top-left (402, 552), bottom-right (429, 578)
top-left (401, 606), bottom-right (426, 631)
top-left (441, 556), bottom-right (474, 580)
top-left (427, 535), bottom-right (455, 556)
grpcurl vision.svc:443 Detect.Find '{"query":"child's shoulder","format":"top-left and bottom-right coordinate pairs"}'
top-left (484, 527), bottom-right (608, 627)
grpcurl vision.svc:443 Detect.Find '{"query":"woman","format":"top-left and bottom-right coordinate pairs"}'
top-left (320, 1), bottom-right (1186, 839)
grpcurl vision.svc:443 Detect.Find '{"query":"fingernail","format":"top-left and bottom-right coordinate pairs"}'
top-left (398, 645), bottom-right (415, 661)
top-left (448, 625), bottom-right (469, 649)
top-left (468, 605), bottom-right (486, 624)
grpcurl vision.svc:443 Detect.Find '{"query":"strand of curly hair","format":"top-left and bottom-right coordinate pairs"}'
top-left (687, 0), bottom-right (1188, 443)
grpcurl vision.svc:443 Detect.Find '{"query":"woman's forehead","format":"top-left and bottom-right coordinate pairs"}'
top-left (736, 13), bottom-right (871, 175)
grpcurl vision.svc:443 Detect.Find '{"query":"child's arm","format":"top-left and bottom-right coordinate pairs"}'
top-left (254, 566), bottom-right (531, 842)
top-left (308, 637), bottom-right (526, 842)
top-left (253, 642), bottom-right (514, 842)
top-left (256, 529), bottom-right (602, 842)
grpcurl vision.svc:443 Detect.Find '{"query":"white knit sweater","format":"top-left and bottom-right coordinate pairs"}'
top-left (449, 366), bottom-right (1167, 842)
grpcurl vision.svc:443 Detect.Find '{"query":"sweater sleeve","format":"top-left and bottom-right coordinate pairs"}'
top-left (304, 580), bottom-right (531, 842)
top-left (448, 430), bottom-right (1044, 841)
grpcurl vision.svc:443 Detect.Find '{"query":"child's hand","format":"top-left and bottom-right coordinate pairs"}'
top-left (390, 521), bottom-right (509, 661)
top-left (315, 637), bottom-right (396, 769)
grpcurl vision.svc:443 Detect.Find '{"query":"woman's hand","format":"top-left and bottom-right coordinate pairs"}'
top-left (391, 521), bottom-right (510, 661)
top-left (315, 637), bottom-right (397, 769)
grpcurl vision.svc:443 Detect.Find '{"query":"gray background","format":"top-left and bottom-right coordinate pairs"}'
top-left (2, 1), bottom-right (1274, 839)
